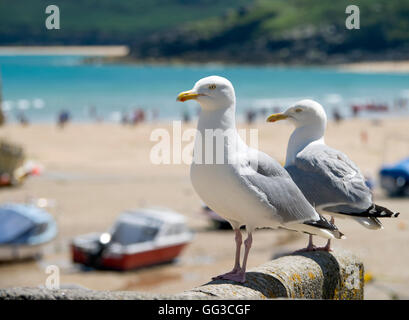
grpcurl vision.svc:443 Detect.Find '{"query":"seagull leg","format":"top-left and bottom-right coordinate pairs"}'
top-left (319, 217), bottom-right (334, 252)
top-left (212, 229), bottom-right (242, 280)
top-left (294, 234), bottom-right (317, 253)
top-left (232, 229), bottom-right (243, 272)
top-left (213, 232), bottom-right (252, 283)
top-left (322, 239), bottom-right (332, 251)
top-left (240, 232), bottom-right (253, 279)
top-left (307, 234), bottom-right (316, 251)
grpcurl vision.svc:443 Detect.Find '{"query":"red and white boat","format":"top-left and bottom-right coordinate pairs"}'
top-left (71, 207), bottom-right (193, 270)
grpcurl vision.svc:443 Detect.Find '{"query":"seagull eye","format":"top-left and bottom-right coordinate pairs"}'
top-left (208, 84), bottom-right (216, 90)
top-left (295, 108), bottom-right (303, 113)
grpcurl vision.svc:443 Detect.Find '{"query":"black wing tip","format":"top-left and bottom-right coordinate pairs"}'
top-left (303, 214), bottom-right (347, 239)
top-left (304, 215), bottom-right (339, 232)
top-left (392, 212), bottom-right (400, 218)
top-left (373, 204), bottom-right (400, 218)
top-left (343, 204), bottom-right (401, 218)
top-left (331, 229), bottom-right (346, 240)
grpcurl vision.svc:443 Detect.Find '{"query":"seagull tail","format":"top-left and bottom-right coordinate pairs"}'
top-left (353, 217), bottom-right (383, 230)
top-left (370, 204), bottom-right (400, 218)
top-left (301, 214), bottom-right (345, 240)
top-left (319, 229), bottom-right (345, 240)
top-left (343, 204), bottom-right (400, 219)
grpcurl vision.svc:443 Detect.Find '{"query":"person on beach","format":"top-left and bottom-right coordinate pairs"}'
top-left (57, 109), bottom-right (71, 128)
top-left (17, 111), bottom-right (29, 126)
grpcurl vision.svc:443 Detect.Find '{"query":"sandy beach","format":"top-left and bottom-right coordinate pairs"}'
top-left (0, 118), bottom-right (408, 299)
top-left (339, 60), bottom-right (409, 73)
top-left (0, 46), bottom-right (129, 56)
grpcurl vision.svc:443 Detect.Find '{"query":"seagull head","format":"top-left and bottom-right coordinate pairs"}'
top-left (176, 76), bottom-right (235, 110)
top-left (266, 99), bottom-right (327, 128)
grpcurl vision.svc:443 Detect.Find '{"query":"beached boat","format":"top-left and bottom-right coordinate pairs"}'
top-left (71, 207), bottom-right (193, 270)
top-left (0, 203), bottom-right (58, 261)
top-left (380, 157), bottom-right (409, 196)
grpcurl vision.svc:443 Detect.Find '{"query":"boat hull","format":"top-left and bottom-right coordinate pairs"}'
top-left (0, 243), bottom-right (48, 261)
top-left (71, 242), bottom-right (188, 270)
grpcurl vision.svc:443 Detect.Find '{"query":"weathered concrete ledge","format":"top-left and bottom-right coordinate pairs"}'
top-left (0, 249), bottom-right (364, 300)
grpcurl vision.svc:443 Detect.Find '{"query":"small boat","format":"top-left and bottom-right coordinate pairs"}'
top-left (71, 207), bottom-right (193, 270)
top-left (379, 157), bottom-right (409, 196)
top-left (0, 203), bottom-right (58, 261)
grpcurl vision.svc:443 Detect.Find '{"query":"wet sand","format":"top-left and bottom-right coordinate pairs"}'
top-left (339, 60), bottom-right (409, 73)
top-left (0, 46), bottom-right (129, 56)
top-left (0, 118), bottom-right (408, 299)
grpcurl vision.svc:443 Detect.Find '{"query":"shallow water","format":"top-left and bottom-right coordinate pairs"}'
top-left (1, 55), bottom-right (409, 123)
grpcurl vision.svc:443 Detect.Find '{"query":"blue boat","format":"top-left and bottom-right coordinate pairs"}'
top-left (0, 203), bottom-right (58, 261)
top-left (379, 157), bottom-right (409, 196)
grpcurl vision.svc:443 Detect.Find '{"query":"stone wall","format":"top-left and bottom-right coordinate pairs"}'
top-left (0, 249), bottom-right (364, 300)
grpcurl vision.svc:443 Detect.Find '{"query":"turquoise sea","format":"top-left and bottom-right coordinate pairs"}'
top-left (1, 55), bottom-right (409, 123)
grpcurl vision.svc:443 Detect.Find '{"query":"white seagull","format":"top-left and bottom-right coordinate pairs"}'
top-left (267, 99), bottom-right (399, 251)
top-left (177, 77), bottom-right (344, 282)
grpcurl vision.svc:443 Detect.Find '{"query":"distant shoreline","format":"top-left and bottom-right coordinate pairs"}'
top-left (93, 55), bottom-right (409, 74)
top-left (1, 46), bottom-right (409, 73)
top-left (338, 61), bottom-right (409, 73)
top-left (0, 46), bottom-right (129, 57)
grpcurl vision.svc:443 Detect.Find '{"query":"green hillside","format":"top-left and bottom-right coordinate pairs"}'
top-left (1, 0), bottom-right (409, 64)
top-left (0, 0), bottom-right (248, 44)
top-left (159, 0), bottom-right (409, 63)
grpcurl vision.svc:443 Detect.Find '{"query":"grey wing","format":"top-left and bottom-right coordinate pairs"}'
top-left (286, 144), bottom-right (372, 214)
top-left (242, 149), bottom-right (320, 224)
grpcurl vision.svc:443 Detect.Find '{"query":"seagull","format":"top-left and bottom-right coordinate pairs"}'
top-left (177, 77), bottom-right (344, 282)
top-left (267, 99), bottom-right (400, 251)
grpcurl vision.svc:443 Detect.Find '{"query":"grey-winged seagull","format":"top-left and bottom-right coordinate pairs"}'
top-left (177, 77), bottom-right (344, 282)
top-left (267, 99), bottom-right (399, 251)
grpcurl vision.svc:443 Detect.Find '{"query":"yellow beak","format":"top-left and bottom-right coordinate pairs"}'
top-left (176, 90), bottom-right (199, 102)
top-left (266, 113), bottom-right (289, 123)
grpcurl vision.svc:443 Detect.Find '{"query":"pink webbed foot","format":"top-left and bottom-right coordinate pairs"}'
top-left (316, 243), bottom-right (333, 252)
top-left (213, 270), bottom-right (246, 283)
top-left (212, 268), bottom-right (240, 280)
top-left (293, 245), bottom-right (317, 253)
top-left (315, 246), bottom-right (333, 252)
top-left (293, 240), bottom-right (318, 253)
top-left (294, 235), bottom-right (318, 253)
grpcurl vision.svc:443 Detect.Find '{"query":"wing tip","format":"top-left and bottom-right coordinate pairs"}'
top-left (373, 204), bottom-right (400, 218)
top-left (336, 230), bottom-right (346, 240)
top-left (324, 229), bottom-right (346, 240)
